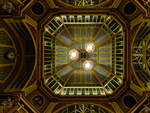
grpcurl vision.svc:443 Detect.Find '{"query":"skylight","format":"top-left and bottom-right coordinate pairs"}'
top-left (43, 14), bottom-right (124, 96)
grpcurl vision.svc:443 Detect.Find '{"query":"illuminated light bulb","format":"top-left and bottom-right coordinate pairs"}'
top-left (83, 60), bottom-right (94, 70)
top-left (69, 49), bottom-right (79, 60)
top-left (45, 26), bottom-right (49, 33)
top-left (85, 42), bottom-right (95, 53)
top-left (85, 62), bottom-right (90, 68)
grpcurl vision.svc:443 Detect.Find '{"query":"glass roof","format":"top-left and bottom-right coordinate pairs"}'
top-left (43, 14), bottom-right (124, 96)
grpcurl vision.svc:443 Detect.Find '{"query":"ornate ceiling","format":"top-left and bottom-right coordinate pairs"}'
top-left (43, 14), bottom-right (125, 96)
top-left (0, 0), bottom-right (150, 113)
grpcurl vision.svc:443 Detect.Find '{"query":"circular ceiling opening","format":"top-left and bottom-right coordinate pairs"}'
top-left (124, 2), bottom-right (136, 15)
top-left (32, 2), bottom-right (44, 15)
top-left (43, 14), bottom-right (125, 96)
top-left (124, 96), bottom-right (136, 108)
top-left (32, 96), bottom-right (44, 108)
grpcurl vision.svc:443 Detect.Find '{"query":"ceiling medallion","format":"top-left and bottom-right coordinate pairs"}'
top-left (43, 14), bottom-right (125, 96)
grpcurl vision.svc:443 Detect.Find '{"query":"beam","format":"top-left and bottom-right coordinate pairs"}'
top-left (0, 44), bottom-right (14, 48)
top-left (93, 60), bottom-right (122, 81)
top-left (64, 70), bottom-right (75, 86)
top-left (59, 16), bottom-right (80, 49)
top-left (58, 60), bottom-right (81, 95)
top-left (96, 30), bottom-right (122, 48)
top-left (0, 63), bottom-right (14, 67)
top-left (92, 70), bottom-right (109, 95)
top-left (92, 16), bottom-right (109, 41)
top-left (45, 61), bottom-right (75, 80)
top-left (58, 70), bottom-right (75, 95)
top-left (45, 30), bottom-right (73, 48)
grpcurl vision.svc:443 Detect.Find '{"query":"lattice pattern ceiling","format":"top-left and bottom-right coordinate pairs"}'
top-left (43, 14), bottom-right (125, 96)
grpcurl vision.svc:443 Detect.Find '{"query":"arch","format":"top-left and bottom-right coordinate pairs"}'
top-left (132, 22), bottom-right (150, 87)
